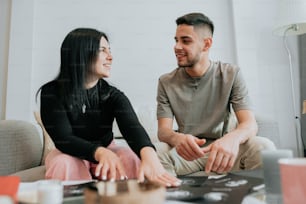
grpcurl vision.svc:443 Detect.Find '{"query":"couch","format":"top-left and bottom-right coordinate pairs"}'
top-left (0, 112), bottom-right (280, 182)
top-left (0, 120), bottom-right (46, 181)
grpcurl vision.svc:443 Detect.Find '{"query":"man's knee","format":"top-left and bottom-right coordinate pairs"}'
top-left (247, 136), bottom-right (276, 151)
top-left (155, 142), bottom-right (171, 155)
top-left (234, 136), bottom-right (276, 170)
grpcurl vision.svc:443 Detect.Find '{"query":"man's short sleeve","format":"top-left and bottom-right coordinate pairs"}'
top-left (230, 68), bottom-right (252, 111)
top-left (156, 78), bottom-right (174, 119)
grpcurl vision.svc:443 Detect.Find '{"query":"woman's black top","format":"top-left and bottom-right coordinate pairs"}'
top-left (40, 79), bottom-right (154, 162)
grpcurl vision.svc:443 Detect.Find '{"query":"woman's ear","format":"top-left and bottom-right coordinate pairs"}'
top-left (203, 37), bottom-right (212, 52)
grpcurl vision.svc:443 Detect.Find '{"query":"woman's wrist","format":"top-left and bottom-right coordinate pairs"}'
top-left (94, 146), bottom-right (107, 161)
top-left (140, 146), bottom-right (156, 159)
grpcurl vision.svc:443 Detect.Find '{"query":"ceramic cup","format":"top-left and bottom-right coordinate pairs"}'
top-left (261, 149), bottom-right (293, 194)
top-left (261, 149), bottom-right (293, 204)
top-left (37, 180), bottom-right (63, 204)
top-left (279, 158), bottom-right (306, 204)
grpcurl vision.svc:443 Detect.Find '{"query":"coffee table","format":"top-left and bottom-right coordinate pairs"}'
top-left (18, 169), bottom-right (281, 204)
top-left (62, 169), bottom-right (270, 204)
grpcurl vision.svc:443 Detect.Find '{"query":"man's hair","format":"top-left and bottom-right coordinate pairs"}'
top-left (176, 12), bottom-right (214, 36)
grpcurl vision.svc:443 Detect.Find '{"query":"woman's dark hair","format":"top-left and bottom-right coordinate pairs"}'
top-left (176, 12), bottom-right (214, 36)
top-left (37, 28), bottom-right (109, 109)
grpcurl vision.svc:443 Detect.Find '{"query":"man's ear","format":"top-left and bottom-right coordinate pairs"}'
top-left (203, 37), bottom-right (212, 51)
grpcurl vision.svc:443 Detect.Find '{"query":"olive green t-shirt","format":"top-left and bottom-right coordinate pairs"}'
top-left (157, 61), bottom-right (252, 139)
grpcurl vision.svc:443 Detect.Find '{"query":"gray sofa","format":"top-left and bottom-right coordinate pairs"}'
top-left (0, 120), bottom-right (46, 181)
top-left (0, 114), bottom-right (280, 182)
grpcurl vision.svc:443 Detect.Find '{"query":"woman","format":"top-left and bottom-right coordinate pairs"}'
top-left (39, 28), bottom-right (181, 187)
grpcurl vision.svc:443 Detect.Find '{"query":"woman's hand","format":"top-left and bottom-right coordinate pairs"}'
top-left (94, 147), bottom-right (127, 181)
top-left (138, 147), bottom-right (181, 187)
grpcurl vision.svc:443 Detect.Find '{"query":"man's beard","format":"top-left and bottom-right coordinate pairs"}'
top-left (177, 59), bottom-right (195, 68)
top-left (177, 53), bottom-right (200, 68)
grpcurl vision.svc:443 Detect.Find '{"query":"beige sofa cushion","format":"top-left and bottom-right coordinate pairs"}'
top-left (0, 120), bottom-right (43, 175)
top-left (34, 112), bottom-right (55, 165)
top-left (11, 166), bottom-right (46, 182)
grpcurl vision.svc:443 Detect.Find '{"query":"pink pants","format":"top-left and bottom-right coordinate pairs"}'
top-left (45, 142), bottom-right (140, 181)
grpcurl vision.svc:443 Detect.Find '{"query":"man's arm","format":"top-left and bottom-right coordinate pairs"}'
top-left (202, 109), bottom-right (258, 173)
top-left (158, 118), bottom-right (179, 147)
top-left (158, 117), bottom-right (206, 161)
top-left (231, 109), bottom-right (258, 144)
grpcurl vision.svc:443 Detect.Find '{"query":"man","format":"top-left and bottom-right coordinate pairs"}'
top-left (157, 12), bottom-right (275, 176)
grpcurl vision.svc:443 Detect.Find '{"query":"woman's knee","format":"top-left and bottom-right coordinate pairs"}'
top-left (116, 147), bottom-right (140, 164)
top-left (113, 147), bottom-right (140, 178)
top-left (47, 150), bottom-right (79, 168)
top-left (45, 149), bottom-right (91, 180)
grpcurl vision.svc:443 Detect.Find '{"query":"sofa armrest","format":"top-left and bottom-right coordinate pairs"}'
top-left (10, 166), bottom-right (46, 182)
top-left (0, 120), bottom-right (43, 175)
top-left (255, 114), bottom-right (280, 148)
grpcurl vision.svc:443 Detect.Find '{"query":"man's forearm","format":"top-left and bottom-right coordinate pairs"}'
top-left (232, 110), bottom-right (258, 144)
top-left (229, 121), bottom-right (258, 144)
top-left (158, 128), bottom-right (181, 147)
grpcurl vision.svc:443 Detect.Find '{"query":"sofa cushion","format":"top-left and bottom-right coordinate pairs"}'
top-left (34, 112), bottom-right (55, 165)
top-left (10, 166), bottom-right (46, 182)
top-left (0, 120), bottom-right (43, 175)
top-left (255, 114), bottom-right (280, 147)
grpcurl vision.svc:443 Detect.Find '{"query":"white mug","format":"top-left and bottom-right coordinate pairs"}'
top-left (37, 180), bottom-right (63, 204)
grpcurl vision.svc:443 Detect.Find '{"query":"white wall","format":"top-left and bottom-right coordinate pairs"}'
top-left (232, 0), bottom-right (302, 154)
top-left (5, 0), bottom-right (35, 121)
top-left (29, 0), bottom-right (235, 112)
top-left (0, 0), bottom-right (11, 119)
top-left (2, 0), bottom-right (302, 155)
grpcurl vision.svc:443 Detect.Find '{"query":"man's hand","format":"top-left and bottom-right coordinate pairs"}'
top-left (175, 134), bottom-right (206, 161)
top-left (202, 134), bottom-right (240, 174)
top-left (201, 110), bottom-right (258, 174)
